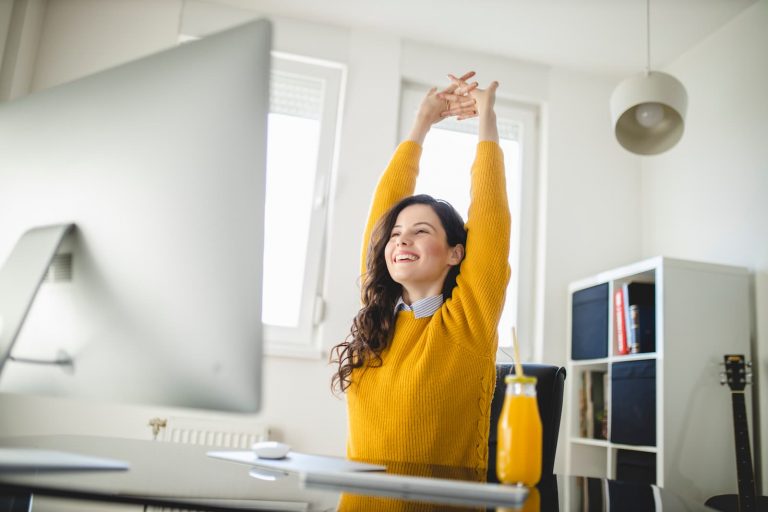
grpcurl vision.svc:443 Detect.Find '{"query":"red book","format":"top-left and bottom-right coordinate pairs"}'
top-left (614, 289), bottom-right (628, 355)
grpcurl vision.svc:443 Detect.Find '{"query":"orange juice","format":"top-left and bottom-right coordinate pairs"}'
top-left (496, 375), bottom-right (542, 486)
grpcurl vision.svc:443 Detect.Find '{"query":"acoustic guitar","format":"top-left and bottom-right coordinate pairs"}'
top-left (705, 354), bottom-right (767, 512)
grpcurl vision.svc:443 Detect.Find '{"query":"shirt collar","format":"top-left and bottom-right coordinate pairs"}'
top-left (394, 294), bottom-right (444, 319)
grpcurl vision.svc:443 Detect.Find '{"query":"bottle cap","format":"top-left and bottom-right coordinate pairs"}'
top-left (504, 374), bottom-right (537, 385)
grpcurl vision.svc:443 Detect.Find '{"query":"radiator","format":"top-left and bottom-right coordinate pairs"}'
top-left (155, 416), bottom-right (271, 448)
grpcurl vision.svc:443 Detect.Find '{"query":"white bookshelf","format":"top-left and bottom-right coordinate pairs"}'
top-left (564, 256), bottom-right (752, 505)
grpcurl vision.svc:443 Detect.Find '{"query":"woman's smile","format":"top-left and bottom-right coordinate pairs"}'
top-left (393, 251), bottom-right (419, 263)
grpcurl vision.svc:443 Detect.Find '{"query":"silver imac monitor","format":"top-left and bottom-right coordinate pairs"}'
top-left (0, 20), bottom-right (271, 414)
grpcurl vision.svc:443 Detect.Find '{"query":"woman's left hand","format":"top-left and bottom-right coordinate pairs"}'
top-left (407, 72), bottom-right (478, 144)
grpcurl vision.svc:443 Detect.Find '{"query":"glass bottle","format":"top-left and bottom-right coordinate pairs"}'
top-left (496, 375), bottom-right (542, 486)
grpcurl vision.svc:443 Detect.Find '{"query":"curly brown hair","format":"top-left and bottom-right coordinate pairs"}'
top-left (330, 194), bottom-right (467, 393)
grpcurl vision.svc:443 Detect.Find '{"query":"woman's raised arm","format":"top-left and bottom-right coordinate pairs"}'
top-left (359, 72), bottom-right (479, 274)
top-left (443, 78), bottom-right (511, 351)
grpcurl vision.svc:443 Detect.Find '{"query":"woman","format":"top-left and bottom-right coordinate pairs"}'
top-left (331, 72), bottom-right (510, 478)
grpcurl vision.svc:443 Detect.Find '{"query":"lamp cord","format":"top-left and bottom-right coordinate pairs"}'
top-left (645, 0), bottom-right (651, 75)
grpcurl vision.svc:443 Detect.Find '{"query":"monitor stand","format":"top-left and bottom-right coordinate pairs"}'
top-left (0, 224), bottom-right (128, 471)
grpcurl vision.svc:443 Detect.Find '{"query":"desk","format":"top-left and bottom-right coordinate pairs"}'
top-left (0, 436), bottom-right (714, 511)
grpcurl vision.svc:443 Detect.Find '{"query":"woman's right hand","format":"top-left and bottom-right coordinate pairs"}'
top-left (446, 74), bottom-right (498, 117)
top-left (445, 74), bottom-right (499, 142)
top-left (407, 72), bottom-right (478, 144)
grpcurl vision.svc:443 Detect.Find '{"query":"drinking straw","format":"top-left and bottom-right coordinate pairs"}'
top-left (512, 327), bottom-right (524, 377)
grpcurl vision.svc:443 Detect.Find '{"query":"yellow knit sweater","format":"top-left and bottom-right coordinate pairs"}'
top-left (346, 140), bottom-right (511, 477)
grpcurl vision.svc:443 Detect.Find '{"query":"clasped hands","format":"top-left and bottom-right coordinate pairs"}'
top-left (417, 71), bottom-right (499, 126)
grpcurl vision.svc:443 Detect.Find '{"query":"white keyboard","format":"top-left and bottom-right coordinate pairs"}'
top-left (300, 470), bottom-right (529, 508)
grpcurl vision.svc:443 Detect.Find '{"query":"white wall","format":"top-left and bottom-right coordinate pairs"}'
top-left (641, 0), bottom-right (768, 491)
top-left (30, 0), bottom-right (181, 90)
top-left (0, 0), bottom-right (46, 101)
top-left (0, 0), bottom-right (640, 473)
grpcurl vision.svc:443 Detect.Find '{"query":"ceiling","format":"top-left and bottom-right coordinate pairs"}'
top-left (213, 0), bottom-right (757, 78)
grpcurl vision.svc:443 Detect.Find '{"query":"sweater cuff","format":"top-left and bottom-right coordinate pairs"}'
top-left (396, 140), bottom-right (424, 159)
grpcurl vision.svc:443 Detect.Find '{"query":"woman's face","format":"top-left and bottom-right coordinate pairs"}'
top-left (384, 204), bottom-right (463, 297)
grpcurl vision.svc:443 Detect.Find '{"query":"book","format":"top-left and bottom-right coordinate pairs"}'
top-left (590, 370), bottom-right (607, 440)
top-left (585, 371), bottom-right (594, 438)
top-left (624, 282), bottom-right (656, 354)
top-left (622, 283), bottom-right (634, 353)
top-left (614, 288), bottom-right (628, 355)
top-left (579, 371), bottom-right (588, 437)
top-left (602, 372), bottom-right (609, 440)
top-left (579, 369), bottom-right (609, 440)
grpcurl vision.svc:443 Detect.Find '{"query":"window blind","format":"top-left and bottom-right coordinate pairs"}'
top-left (270, 71), bottom-right (324, 120)
top-left (438, 116), bottom-right (521, 142)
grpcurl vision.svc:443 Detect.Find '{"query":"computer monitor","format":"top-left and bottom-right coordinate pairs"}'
top-left (0, 20), bottom-right (271, 414)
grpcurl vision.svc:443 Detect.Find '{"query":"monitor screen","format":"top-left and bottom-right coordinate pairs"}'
top-left (0, 19), bottom-right (271, 413)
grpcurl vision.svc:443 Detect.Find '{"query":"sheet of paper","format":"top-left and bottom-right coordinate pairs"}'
top-left (207, 450), bottom-right (385, 474)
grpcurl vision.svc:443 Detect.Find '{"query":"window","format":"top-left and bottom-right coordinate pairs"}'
top-left (399, 83), bottom-right (539, 355)
top-left (262, 54), bottom-right (343, 355)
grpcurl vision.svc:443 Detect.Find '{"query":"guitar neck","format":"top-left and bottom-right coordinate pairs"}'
top-left (731, 391), bottom-right (757, 511)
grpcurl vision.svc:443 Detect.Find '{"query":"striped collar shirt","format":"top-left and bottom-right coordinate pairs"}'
top-left (394, 294), bottom-right (444, 319)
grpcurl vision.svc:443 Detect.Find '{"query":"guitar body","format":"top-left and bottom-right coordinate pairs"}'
top-left (705, 494), bottom-right (768, 512)
top-left (706, 355), bottom-right (767, 512)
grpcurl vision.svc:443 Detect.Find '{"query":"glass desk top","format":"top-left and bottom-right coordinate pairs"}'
top-left (0, 435), bottom-right (715, 511)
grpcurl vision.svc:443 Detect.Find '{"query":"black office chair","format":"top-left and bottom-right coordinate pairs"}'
top-left (487, 363), bottom-right (566, 483)
top-left (0, 492), bottom-right (32, 512)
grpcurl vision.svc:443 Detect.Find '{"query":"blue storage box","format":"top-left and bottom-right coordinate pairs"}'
top-left (610, 360), bottom-right (656, 446)
top-left (571, 283), bottom-right (609, 360)
top-left (608, 479), bottom-right (656, 511)
top-left (616, 449), bottom-right (656, 484)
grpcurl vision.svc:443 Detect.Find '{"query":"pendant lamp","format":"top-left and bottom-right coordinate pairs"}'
top-left (610, 0), bottom-right (688, 155)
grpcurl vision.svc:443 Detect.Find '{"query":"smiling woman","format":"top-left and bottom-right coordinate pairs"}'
top-left (330, 72), bottom-right (511, 476)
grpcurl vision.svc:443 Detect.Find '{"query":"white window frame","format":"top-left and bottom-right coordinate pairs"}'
top-left (399, 82), bottom-right (540, 359)
top-left (263, 53), bottom-right (344, 357)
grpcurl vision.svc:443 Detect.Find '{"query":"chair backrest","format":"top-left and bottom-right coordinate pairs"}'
top-left (487, 363), bottom-right (566, 483)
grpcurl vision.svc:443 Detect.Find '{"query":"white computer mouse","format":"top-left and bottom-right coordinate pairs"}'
top-left (252, 441), bottom-right (291, 460)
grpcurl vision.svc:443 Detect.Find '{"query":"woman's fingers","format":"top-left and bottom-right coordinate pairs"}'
top-left (457, 71), bottom-right (475, 82)
top-left (437, 92), bottom-right (475, 104)
top-left (449, 71), bottom-right (476, 84)
top-left (447, 81), bottom-right (479, 97)
top-left (436, 83), bottom-right (459, 98)
top-left (434, 72), bottom-right (493, 120)
top-left (441, 105), bottom-right (478, 118)
top-left (448, 72), bottom-right (479, 95)
top-left (438, 98), bottom-right (477, 119)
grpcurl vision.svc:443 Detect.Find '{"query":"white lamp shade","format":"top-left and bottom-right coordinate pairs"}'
top-left (610, 71), bottom-right (688, 155)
